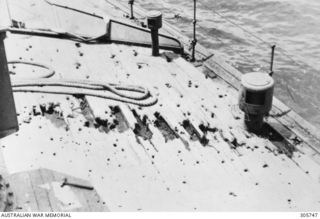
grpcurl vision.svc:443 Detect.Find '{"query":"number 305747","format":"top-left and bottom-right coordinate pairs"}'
top-left (301, 213), bottom-right (318, 218)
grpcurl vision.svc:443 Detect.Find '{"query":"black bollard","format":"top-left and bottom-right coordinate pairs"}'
top-left (147, 11), bottom-right (162, 56)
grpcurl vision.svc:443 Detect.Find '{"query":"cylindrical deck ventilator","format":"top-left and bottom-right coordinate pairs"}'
top-left (0, 33), bottom-right (18, 139)
top-left (146, 11), bottom-right (162, 56)
top-left (239, 72), bottom-right (274, 132)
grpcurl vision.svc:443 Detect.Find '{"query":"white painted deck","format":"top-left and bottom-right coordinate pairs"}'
top-left (0, 0), bottom-right (319, 211)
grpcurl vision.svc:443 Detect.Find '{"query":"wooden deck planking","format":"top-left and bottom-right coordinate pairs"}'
top-left (4, 33), bottom-right (110, 211)
top-left (108, 0), bottom-right (320, 159)
top-left (28, 169), bottom-right (54, 211)
top-left (107, 43), bottom-right (320, 210)
top-left (0, 0), bottom-right (320, 211)
top-left (4, 36), bottom-right (320, 211)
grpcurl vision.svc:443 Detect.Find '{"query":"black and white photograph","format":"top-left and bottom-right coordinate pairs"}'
top-left (0, 0), bottom-right (319, 218)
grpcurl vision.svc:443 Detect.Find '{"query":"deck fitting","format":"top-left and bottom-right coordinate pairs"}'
top-left (61, 178), bottom-right (94, 190)
top-left (147, 11), bottom-right (162, 56)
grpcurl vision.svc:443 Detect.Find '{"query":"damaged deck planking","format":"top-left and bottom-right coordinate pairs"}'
top-left (0, 0), bottom-right (319, 211)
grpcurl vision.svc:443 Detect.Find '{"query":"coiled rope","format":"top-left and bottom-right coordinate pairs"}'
top-left (9, 61), bottom-right (158, 107)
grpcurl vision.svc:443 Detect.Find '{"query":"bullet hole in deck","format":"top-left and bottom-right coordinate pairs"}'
top-left (182, 181), bottom-right (187, 184)
top-left (75, 43), bottom-right (81, 48)
top-left (75, 62), bottom-right (81, 69)
top-left (84, 121), bottom-right (90, 127)
top-left (229, 192), bottom-right (237, 197)
top-left (263, 164), bottom-right (269, 168)
top-left (133, 50), bottom-right (138, 56)
top-left (244, 168), bottom-right (249, 172)
top-left (113, 143), bottom-right (117, 147)
top-left (53, 153), bottom-right (56, 156)
top-left (221, 160), bottom-right (225, 164)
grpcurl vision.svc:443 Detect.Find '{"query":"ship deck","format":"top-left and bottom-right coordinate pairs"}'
top-left (0, 0), bottom-right (320, 211)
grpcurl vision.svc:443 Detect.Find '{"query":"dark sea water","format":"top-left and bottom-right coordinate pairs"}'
top-left (137, 0), bottom-right (320, 129)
